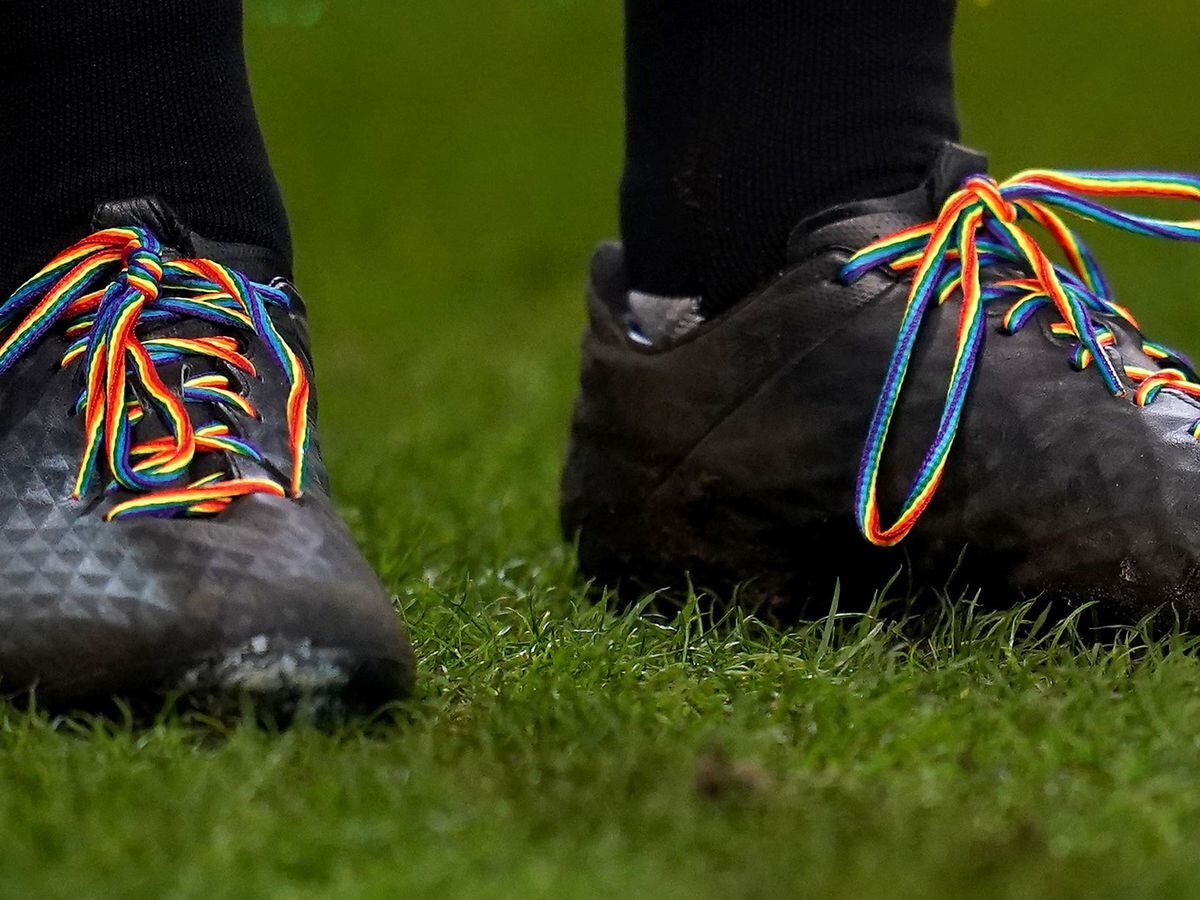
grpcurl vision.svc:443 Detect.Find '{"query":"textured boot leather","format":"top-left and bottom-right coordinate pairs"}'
top-left (563, 144), bottom-right (1200, 620)
top-left (0, 198), bottom-right (414, 708)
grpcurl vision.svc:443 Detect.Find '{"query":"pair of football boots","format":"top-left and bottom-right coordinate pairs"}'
top-left (10, 144), bottom-right (1200, 711)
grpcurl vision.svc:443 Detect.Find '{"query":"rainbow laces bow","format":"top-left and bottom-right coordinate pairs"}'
top-left (840, 169), bottom-right (1200, 547)
top-left (1, 226), bottom-right (310, 520)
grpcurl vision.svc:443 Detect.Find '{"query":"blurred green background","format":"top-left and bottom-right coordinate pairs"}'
top-left (243, 1), bottom-right (1200, 549)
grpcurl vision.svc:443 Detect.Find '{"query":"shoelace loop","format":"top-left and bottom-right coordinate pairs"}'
top-left (840, 169), bottom-right (1200, 547)
top-left (3, 226), bottom-right (311, 520)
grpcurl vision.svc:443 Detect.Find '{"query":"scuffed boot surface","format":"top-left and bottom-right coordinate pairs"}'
top-left (563, 143), bottom-right (1200, 622)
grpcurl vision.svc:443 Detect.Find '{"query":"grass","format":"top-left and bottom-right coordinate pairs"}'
top-left (7, 0), bottom-right (1200, 896)
top-left (12, 596), bottom-right (1200, 898)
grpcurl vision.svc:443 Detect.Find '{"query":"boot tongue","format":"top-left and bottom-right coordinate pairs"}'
top-left (787, 141), bottom-right (989, 260)
top-left (927, 141), bottom-right (989, 200)
top-left (91, 196), bottom-right (290, 283)
top-left (92, 196), bottom-right (193, 253)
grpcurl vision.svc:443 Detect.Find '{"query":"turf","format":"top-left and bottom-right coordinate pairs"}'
top-left (7, 1), bottom-right (1200, 896)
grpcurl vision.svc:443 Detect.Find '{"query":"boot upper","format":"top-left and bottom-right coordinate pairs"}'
top-left (564, 143), bottom-right (1200, 617)
top-left (0, 199), bottom-right (413, 704)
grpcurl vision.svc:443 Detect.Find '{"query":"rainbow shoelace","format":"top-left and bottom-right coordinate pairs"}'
top-left (840, 169), bottom-right (1200, 547)
top-left (2, 226), bottom-right (310, 521)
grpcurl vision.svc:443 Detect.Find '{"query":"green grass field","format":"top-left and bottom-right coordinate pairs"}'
top-left (5, 2), bottom-right (1200, 896)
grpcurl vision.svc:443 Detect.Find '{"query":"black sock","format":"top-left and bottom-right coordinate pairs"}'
top-left (0, 0), bottom-right (290, 296)
top-left (620, 0), bottom-right (960, 312)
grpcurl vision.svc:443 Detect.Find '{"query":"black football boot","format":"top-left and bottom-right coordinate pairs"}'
top-left (0, 197), bottom-right (414, 716)
top-left (563, 142), bottom-right (1200, 622)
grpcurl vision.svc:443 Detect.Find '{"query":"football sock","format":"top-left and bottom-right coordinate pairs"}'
top-left (0, 0), bottom-right (291, 296)
top-left (620, 0), bottom-right (960, 312)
